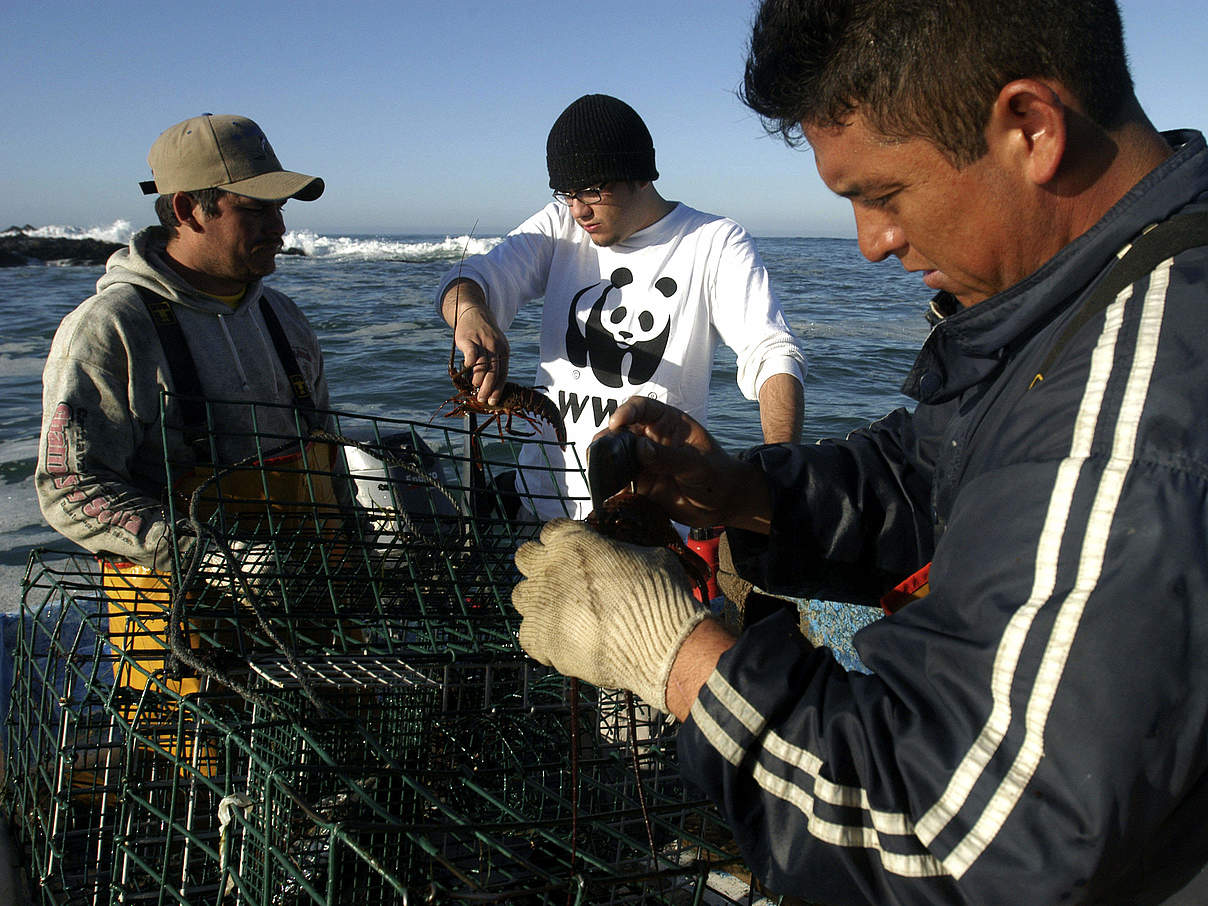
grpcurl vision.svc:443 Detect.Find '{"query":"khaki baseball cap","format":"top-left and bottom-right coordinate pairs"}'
top-left (138, 114), bottom-right (324, 202)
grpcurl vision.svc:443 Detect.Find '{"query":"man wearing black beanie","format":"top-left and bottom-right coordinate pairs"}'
top-left (436, 94), bottom-right (806, 520)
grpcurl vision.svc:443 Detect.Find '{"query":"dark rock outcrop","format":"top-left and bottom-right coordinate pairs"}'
top-left (0, 232), bottom-right (124, 267)
top-left (0, 230), bottom-right (308, 266)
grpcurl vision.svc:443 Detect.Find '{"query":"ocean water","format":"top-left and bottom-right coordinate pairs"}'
top-left (0, 222), bottom-right (932, 617)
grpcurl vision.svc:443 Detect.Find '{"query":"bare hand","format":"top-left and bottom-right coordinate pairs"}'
top-left (443, 279), bottom-right (510, 405)
top-left (605, 397), bottom-right (772, 532)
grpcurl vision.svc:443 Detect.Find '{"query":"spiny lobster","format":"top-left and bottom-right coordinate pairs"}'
top-left (443, 348), bottom-right (567, 448)
top-left (439, 226), bottom-right (567, 448)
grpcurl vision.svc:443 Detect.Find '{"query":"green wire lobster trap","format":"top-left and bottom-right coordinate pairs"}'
top-left (5, 400), bottom-right (782, 905)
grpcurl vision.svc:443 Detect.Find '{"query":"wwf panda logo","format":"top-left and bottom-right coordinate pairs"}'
top-left (565, 267), bottom-right (676, 389)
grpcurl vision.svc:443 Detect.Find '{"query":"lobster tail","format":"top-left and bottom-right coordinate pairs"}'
top-left (531, 389), bottom-right (567, 449)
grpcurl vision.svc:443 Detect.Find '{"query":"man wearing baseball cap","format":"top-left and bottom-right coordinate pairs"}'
top-left (435, 94), bottom-right (806, 521)
top-left (36, 114), bottom-right (330, 615)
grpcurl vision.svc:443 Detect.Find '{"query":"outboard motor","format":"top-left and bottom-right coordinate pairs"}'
top-left (342, 432), bottom-right (463, 566)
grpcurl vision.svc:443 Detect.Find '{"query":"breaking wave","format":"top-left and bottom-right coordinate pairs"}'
top-left (2, 220), bottom-right (501, 263)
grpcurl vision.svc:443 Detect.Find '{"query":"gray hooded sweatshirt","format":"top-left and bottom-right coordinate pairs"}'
top-left (36, 226), bottom-right (329, 571)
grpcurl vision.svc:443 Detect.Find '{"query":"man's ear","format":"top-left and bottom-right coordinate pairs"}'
top-left (170, 192), bottom-right (205, 232)
top-left (988, 78), bottom-right (1068, 186)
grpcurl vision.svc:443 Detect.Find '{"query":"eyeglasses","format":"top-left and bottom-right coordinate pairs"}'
top-left (552, 185), bottom-right (606, 206)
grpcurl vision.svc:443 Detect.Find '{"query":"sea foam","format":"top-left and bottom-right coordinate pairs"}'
top-left (2, 220), bottom-right (135, 244)
top-left (0, 221), bottom-right (501, 264)
top-left (282, 231), bottom-right (501, 262)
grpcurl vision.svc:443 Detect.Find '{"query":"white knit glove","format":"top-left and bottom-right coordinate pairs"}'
top-left (513, 519), bottom-right (708, 712)
top-left (197, 540), bottom-right (277, 601)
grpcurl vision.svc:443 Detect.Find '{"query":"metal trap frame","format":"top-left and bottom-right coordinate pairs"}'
top-left (5, 400), bottom-right (782, 905)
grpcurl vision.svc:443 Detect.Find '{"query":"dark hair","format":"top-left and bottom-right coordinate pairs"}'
top-left (154, 188), bottom-right (226, 236)
top-left (741, 0), bottom-right (1135, 166)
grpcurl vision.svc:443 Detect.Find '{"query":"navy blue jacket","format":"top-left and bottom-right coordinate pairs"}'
top-left (679, 131), bottom-right (1208, 905)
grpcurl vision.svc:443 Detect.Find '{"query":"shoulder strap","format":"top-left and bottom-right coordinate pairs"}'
top-left (135, 288), bottom-right (322, 456)
top-left (1029, 211), bottom-right (1208, 389)
top-left (134, 285), bottom-right (210, 455)
top-left (257, 296), bottom-right (318, 426)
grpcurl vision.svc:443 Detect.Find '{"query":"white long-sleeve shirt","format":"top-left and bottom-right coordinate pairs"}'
top-left (437, 201), bottom-right (806, 518)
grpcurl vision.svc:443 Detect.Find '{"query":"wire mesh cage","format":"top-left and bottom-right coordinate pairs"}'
top-left (5, 399), bottom-right (784, 905)
top-left (6, 561), bottom-right (124, 905)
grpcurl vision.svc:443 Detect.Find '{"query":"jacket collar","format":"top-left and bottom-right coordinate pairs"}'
top-left (904, 130), bottom-right (1208, 403)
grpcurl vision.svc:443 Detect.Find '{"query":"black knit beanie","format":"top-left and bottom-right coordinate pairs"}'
top-left (546, 94), bottom-right (658, 191)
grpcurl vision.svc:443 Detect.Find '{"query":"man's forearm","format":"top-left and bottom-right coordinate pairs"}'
top-left (440, 277), bottom-right (489, 327)
top-left (36, 469), bottom-right (175, 571)
top-left (719, 458), bottom-right (775, 534)
top-left (665, 618), bottom-right (737, 720)
top-left (758, 373), bottom-right (804, 444)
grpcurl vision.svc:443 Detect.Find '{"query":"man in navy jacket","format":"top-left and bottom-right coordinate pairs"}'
top-left (512, 1), bottom-right (1208, 903)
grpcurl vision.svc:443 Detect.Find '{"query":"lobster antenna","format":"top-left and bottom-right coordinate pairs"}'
top-left (453, 220), bottom-right (483, 504)
top-left (458, 219), bottom-right (478, 278)
top-left (451, 218), bottom-right (478, 350)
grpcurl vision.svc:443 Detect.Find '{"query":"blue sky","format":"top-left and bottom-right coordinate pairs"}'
top-left (2, 1), bottom-right (1204, 238)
